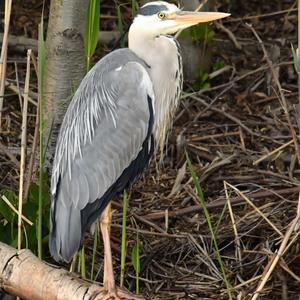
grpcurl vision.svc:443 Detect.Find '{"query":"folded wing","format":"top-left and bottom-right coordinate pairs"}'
top-left (49, 49), bottom-right (155, 262)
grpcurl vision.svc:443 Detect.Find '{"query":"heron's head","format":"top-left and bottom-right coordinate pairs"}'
top-left (131, 1), bottom-right (230, 36)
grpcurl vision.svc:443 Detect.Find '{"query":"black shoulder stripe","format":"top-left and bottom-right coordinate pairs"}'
top-left (146, 95), bottom-right (154, 139)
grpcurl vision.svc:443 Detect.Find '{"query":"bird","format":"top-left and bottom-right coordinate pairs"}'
top-left (49, 1), bottom-right (229, 299)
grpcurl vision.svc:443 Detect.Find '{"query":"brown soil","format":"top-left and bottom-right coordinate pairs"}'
top-left (0, 1), bottom-right (299, 299)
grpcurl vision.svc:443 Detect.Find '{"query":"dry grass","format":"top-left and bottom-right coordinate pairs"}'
top-left (0, 0), bottom-right (300, 299)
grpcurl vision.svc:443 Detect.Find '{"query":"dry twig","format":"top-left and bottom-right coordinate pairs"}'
top-left (1, 195), bottom-right (33, 226)
top-left (17, 49), bottom-right (31, 250)
top-left (0, 0), bottom-right (12, 128)
top-left (251, 193), bottom-right (300, 300)
top-left (24, 52), bottom-right (40, 200)
top-left (247, 23), bottom-right (300, 165)
top-left (253, 140), bottom-right (294, 165)
top-left (224, 182), bottom-right (242, 268)
top-left (214, 182), bottom-right (283, 237)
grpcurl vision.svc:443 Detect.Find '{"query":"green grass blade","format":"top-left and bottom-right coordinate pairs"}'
top-left (131, 218), bottom-right (140, 295)
top-left (70, 253), bottom-right (78, 273)
top-left (298, 0), bottom-right (300, 61)
top-left (84, 0), bottom-right (100, 71)
top-left (294, 0), bottom-right (300, 119)
top-left (131, 237), bottom-right (140, 294)
top-left (120, 190), bottom-right (129, 287)
top-left (90, 226), bottom-right (98, 281)
top-left (81, 246), bottom-right (86, 279)
top-left (186, 153), bottom-right (232, 300)
top-left (117, 5), bottom-right (125, 49)
top-left (37, 16), bottom-right (45, 260)
top-left (131, 0), bottom-right (139, 18)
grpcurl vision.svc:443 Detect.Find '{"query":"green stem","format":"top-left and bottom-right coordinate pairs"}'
top-left (120, 190), bottom-right (128, 287)
top-left (70, 253), bottom-right (77, 273)
top-left (135, 233), bottom-right (140, 295)
top-left (298, 75), bottom-right (300, 118)
top-left (91, 226), bottom-right (98, 281)
top-left (136, 271), bottom-right (139, 295)
top-left (37, 19), bottom-right (45, 260)
top-left (186, 154), bottom-right (232, 300)
top-left (38, 88), bottom-right (43, 258)
top-left (81, 246), bottom-right (86, 279)
top-left (38, 111), bottom-right (43, 259)
top-left (87, 56), bottom-right (91, 73)
top-left (298, 0), bottom-right (300, 116)
top-left (298, 0), bottom-right (300, 55)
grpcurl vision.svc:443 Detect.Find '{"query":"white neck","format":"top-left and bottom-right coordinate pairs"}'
top-left (128, 25), bottom-right (183, 154)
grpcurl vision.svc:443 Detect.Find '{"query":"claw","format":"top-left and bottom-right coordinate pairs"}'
top-left (100, 290), bottom-right (120, 300)
top-left (98, 287), bottom-right (144, 300)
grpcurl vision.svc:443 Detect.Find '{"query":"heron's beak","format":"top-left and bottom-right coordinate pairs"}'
top-left (172, 11), bottom-right (230, 25)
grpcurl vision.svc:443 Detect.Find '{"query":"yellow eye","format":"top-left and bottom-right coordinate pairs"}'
top-left (158, 12), bottom-right (166, 19)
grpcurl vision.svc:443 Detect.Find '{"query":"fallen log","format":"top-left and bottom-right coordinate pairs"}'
top-left (0, 242), bottom-right (142, 300)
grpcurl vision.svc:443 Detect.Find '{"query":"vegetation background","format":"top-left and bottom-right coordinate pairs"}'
top-left (0, 0), bottom-right (299, 299)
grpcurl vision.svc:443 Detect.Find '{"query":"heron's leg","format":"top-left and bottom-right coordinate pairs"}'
top-left (100, 203), bottom-right (116, 293)
top-left (99, 203), bottom-right (144, 300)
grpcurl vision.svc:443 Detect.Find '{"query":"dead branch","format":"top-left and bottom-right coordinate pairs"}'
top-left (0, 242), bottom-right (141, 300)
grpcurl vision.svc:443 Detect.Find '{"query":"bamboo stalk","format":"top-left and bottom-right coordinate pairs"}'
top-left (18, 49), bottom-right (32, 250)
top-left (0, 0), bottom-right (13, 129)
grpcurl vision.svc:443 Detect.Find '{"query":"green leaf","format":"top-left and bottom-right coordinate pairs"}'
top-left (120, 190), bottom-right (129, 287)
top-left (0, 190), bottom-right (18, 222)
top-left (117, 5), bottom-right (125, 49)
top-left (84, 0), bottom-right (100, 70)
top-left (0, 200), bottom-right (13, 222)
top-left (23, 202), bottom-right (38, 221)
top-left (186, 152), bottom-right (232, 300)
top-left (0, 223), bottom-right (14, 245)
top-left (131, 0), bottom-right (139, 18)
top-left (131, 237), bottom-right (141, 274)
top-left (182, 24), bottom-right (215, 43)
top-left (29, 182), bottom-right (39, 204)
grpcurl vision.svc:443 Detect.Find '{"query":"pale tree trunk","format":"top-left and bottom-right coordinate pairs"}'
top-left (0, 242), bottom-right (141, 300)
top-left (44, 0), bottom-right (89, 166)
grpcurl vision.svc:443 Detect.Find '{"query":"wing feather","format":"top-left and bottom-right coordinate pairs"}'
top-left (50, 49), bottom-right (155, 262)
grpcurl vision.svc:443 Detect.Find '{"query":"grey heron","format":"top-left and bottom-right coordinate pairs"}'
top-left (49, 1), bottom-right (229, 298)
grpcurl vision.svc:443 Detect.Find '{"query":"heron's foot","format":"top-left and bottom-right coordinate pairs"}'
top-left (99, 286), bottom-right (144, 300)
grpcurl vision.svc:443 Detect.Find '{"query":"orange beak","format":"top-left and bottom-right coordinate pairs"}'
top-left (172, 11), bottom-right (230, 25)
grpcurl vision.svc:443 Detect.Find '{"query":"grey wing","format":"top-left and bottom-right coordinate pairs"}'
top-left (49, 53), bottom-right (155, 262)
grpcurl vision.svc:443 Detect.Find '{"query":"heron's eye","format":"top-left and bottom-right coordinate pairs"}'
top-left (158, 12), bottom-right (166, 20)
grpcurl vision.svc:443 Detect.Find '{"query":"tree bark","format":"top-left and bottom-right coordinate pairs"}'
top-left (0, 242), bottom-right (141, 300)
top-left (44, 0), bottom-right (89, 166)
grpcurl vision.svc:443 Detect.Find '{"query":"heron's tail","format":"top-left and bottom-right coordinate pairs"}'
top-left (49, 195), bottom-right (82, 263)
